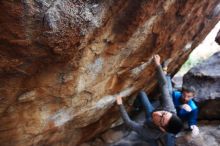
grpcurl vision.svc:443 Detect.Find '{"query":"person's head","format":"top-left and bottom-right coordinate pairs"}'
top-left (152, 110), bottom-right (183, 134)
top-left (182, 86), bottom-right (195, 103)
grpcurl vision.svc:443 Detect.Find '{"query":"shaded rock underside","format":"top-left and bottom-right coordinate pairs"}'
top-left (0, 0), bottom-right (220, 146)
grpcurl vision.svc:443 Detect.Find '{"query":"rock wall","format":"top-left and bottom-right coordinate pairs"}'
top-left (0, 1), bottom-right (220, 146)
top-left (216, 29), bottom-right (220, 44)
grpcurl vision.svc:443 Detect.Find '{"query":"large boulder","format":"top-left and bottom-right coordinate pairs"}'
top-left (215, 30), bottom-right (220, 44)
top-left (183, 52), bottom-right (220, 120)
top-left (0, 1), bottom-right (220, 146)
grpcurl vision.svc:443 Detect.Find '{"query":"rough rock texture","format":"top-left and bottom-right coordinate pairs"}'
top-left (183, 52), bottom-right (220, 120)
top-left (0, 1), bottom-right (220, 146)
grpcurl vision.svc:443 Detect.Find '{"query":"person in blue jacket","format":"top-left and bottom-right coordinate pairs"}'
top-left (172, 86), bottom-right (199, 135)
top-left (163, 61), bottom-right (199, 136)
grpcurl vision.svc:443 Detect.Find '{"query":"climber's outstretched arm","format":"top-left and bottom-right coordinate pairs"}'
top-left (116, 96), bottom-right (143, 131)
top-left (153, 55), bottom-right (167, 86)
top-left (153, 55), bottom-right (176, 113)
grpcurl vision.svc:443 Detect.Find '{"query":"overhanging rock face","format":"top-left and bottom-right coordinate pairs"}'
top-left (0, 1), bottom-right (219, 146)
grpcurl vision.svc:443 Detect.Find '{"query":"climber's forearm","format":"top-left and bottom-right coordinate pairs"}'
top-left (156, 65), bottom-right (167, 86)
top-left (119, 104), bottom-right (142, 131)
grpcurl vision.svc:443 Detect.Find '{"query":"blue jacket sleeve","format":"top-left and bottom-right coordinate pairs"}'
top-left (188, 109), bottom-right (198, 127)
top-left (172, 91), bottom-right (182, 108)
top-left (178, 108), bottom-right (186, 116)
